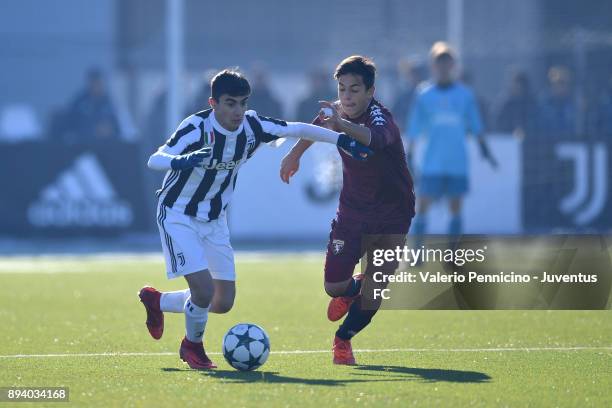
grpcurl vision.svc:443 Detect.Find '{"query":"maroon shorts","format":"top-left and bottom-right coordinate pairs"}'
top-left (324, 213), bottom-right (411, 283)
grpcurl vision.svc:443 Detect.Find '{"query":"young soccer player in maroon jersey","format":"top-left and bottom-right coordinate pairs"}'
top-left (280, 56), bottom-right (415, 365)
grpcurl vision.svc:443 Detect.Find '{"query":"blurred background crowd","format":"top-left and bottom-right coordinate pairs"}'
top-left (11, 56), bottom-right (610, 146)
top-left (5, 41), bottom-right (612, 147)
top-left (2, 0), bottom-right (611, 144)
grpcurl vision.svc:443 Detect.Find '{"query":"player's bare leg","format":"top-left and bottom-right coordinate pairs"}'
top-left (179, 270), bottom-right (217, 369)
top-left (209, 279), bottom-right (235, 314)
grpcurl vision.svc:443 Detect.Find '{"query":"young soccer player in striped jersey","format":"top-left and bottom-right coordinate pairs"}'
top-left (139, 69), bottom-right (372, 369)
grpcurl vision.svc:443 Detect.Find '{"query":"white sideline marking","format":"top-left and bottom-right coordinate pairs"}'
top-left (1, 346), bottom-right (610, 359)
top-left (0, 251), bottom-right (323, 273)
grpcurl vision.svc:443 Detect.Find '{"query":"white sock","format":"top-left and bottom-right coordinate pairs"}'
top-left (160, 289), bottom-right (191, 313)
top-left (184, 297), bottom-right (208, 343)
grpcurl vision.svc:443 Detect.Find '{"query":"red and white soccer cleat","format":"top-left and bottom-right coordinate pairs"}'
top-left (332, 336), bottom-right (356, 365)
top-left (138, 286), bottom-right (164, 340)
top-left (327, 274), bottom-right (364, 322)
top-left (179, 337), bottom-right (217, 369)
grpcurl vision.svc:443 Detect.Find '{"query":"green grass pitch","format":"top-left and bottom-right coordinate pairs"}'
top-left (0, 255), bottom-right (610, 407)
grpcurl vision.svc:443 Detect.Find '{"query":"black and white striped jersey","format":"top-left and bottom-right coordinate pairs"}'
top-left (153, 109), bottom-right (333, 222)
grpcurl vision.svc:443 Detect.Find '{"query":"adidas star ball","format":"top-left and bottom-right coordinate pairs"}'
top-left (222, 323), bottom-right (270, 371)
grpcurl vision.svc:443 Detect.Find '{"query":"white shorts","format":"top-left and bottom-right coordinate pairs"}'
top-left (156, 204), bottom-right (235, 281)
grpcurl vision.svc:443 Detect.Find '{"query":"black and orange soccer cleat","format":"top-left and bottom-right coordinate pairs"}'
top-left (138, 286), bottom-right (164, 340)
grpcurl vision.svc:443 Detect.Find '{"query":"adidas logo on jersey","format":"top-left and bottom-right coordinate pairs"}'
top-left (27, 154), bottom-right (134, 227)
top-left (203, 158), bottom-right (245, 171)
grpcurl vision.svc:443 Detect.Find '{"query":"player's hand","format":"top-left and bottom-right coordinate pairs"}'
top-left (336, 133), bottom-right (373, 161)
top-left (477, 139), bottom-right (498, 169)
top-left (280, 152), bottom-right (300, 184)
top-left (170, 147), bottom-right (212, 170)
top-left (318, 100), bottom-right (343, 132)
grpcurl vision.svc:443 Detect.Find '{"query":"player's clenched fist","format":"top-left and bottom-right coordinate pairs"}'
top-left (318, 100), bottom-right (343, 131)
top-left (170, 147), bottom-right (213, 170)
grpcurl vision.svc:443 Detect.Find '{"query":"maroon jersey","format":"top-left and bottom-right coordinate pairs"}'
top-left (316, 99), bottom-right (415, 222)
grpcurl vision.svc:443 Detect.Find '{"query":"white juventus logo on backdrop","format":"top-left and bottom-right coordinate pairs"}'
top-left (555, 142), bottom-right (608, 226)
top-left (27, 154), bottom-right (134, 227)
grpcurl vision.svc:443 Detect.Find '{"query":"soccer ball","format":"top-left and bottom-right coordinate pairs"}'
top-left (222, 323), bottom-right (270, 371)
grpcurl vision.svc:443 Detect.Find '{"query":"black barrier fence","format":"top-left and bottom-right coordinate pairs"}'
top-left (522, 133), bottom-right (612, 231)
top-left (0, 141), bottom-right (151, 236)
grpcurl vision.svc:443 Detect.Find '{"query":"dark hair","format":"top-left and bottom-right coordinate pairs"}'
top-left (210, 69), bottom-right (251, 100)
top-left (334, 56), bottom-right (376, 89)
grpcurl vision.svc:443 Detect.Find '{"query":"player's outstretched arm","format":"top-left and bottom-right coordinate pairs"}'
top-left (287, 123), bottom-right (372, 161)
top-left (251, 112), bottom-right (373, 160)
top-left (286, 122), bottom-right (373, 160)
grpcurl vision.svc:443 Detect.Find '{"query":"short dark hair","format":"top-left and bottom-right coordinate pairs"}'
top-left (210, 69), bottom-right (251, 101)
top-left (334, 56), bottom-right (376, 89)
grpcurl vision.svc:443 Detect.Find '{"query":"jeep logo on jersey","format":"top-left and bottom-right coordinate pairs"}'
top-left (27, 154), bottom-right (134, 228)
top-left (203, 158), bottom-right (245, 171)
